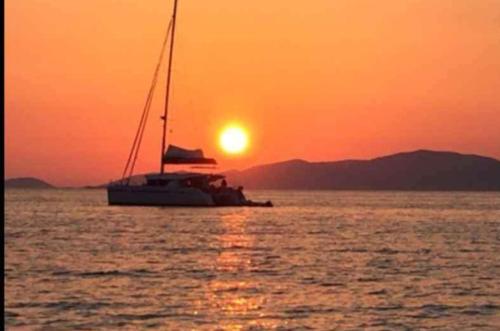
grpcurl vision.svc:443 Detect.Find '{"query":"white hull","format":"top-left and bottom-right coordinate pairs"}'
top-left (107, 185), bottom-right (215, 206)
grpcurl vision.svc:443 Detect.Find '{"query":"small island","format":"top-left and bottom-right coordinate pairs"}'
top-left (5, 177), bottom-right (54, 189)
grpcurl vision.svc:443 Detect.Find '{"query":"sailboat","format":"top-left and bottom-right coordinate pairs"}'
top-left (107, 0), bottom-right (272, 207)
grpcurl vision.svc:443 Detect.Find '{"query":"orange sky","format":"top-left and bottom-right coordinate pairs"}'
top-left (5, 0), bottom-right (500, 186)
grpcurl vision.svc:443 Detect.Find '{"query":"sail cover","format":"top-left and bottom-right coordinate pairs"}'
top-left (163, 145), bottom-right (217, 164)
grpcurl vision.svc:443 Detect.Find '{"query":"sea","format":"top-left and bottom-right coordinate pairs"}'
top-left (4, 189), bottom-right (500, 330)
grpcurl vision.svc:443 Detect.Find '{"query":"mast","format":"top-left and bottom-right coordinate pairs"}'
top-left (160, 0), bottom-right (179, 174)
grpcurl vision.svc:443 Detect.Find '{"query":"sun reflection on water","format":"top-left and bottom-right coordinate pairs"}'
top-left (200, 211), bottom-right (277, 330)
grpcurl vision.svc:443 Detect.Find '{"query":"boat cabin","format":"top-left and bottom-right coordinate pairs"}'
top-left (144, 172), bottom-right (224, 190)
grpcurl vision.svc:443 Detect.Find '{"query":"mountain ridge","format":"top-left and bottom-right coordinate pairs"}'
top-left (5, 150), bottom-right (500, 190)
top-left (225, 150), bottom-right (500, 190)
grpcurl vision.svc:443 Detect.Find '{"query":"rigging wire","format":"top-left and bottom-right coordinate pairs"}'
top-left (121, 18), bottom-right (174, 184)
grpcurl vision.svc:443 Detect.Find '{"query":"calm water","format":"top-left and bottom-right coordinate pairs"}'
top-left (4, 189), bottom-right (500, 330)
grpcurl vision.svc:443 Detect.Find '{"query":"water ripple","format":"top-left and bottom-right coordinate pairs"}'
top-left (5, 189), bottom-right (500, 330)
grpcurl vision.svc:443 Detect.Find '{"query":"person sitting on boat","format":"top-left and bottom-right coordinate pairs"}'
top-left (236, 186), bottom-right (246, 203)
top-left (208, 183), bottom-right (216, 193)
top-left (200, 180), bottom-right (210, 192)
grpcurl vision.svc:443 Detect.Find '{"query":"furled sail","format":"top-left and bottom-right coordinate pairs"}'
top-left (163, 145), bottom-right (217, 164)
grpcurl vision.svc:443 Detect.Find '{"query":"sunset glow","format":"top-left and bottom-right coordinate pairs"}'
top-left (5, 0), bottom-right (500, 186)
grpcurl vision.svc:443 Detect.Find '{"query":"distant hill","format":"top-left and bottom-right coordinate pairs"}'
top-left (9, 150), bottom-right (499, 191)
top-left (225, 150), bottom-right (500, 191)
top-left (5, 177), bottom-right (54, 189)
top-left (82, 184), bottom-right (108, 189)
top-left (83, 174), bottom-right (148, 189)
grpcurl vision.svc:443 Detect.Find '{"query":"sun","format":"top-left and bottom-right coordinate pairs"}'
top-left (219, 125), bottom-right (249, 154)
